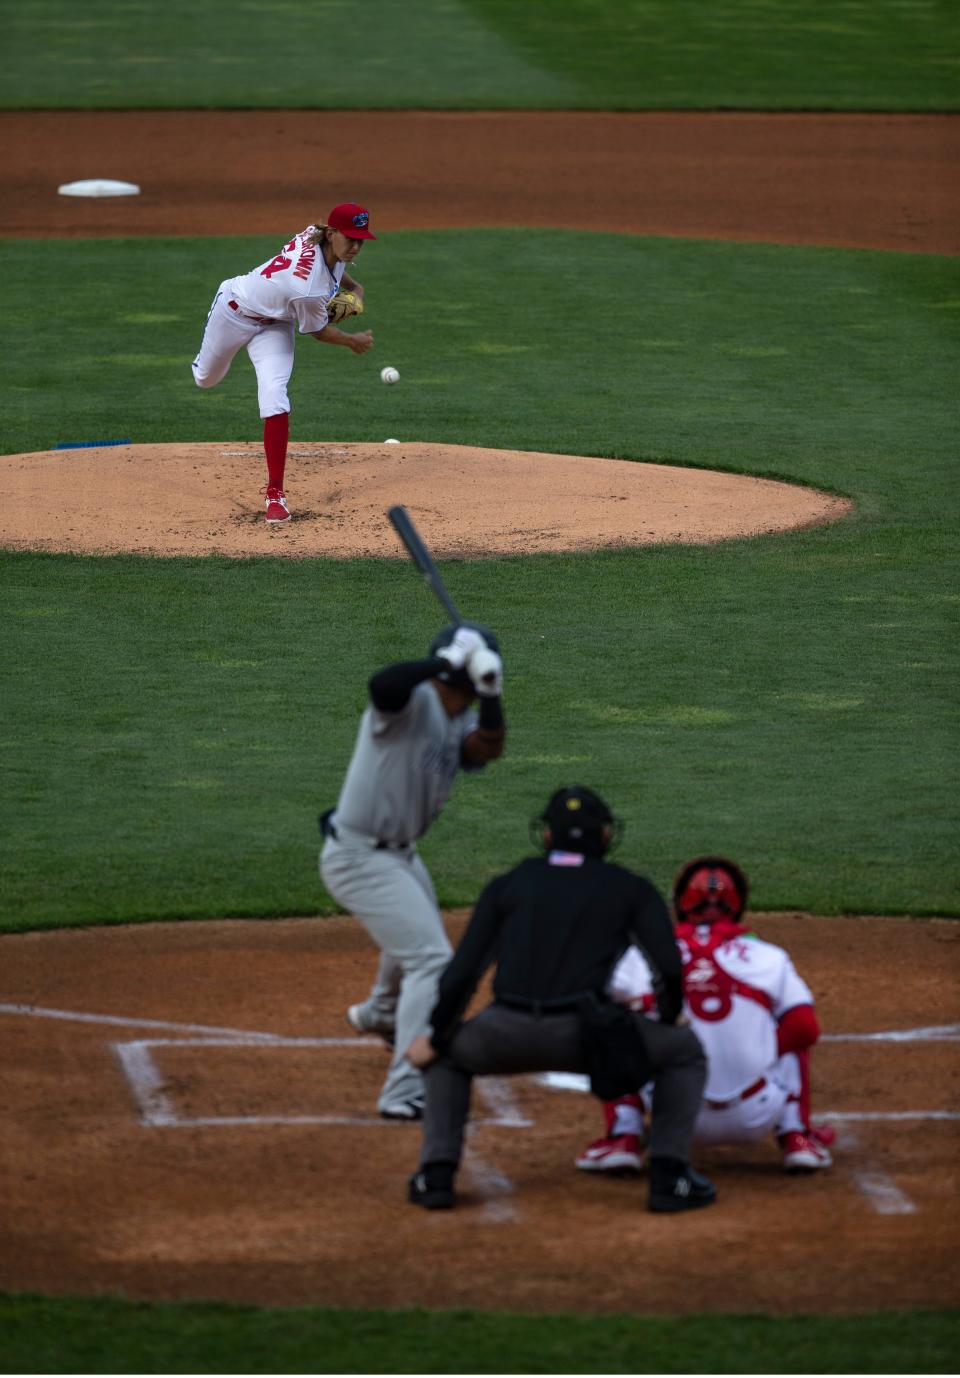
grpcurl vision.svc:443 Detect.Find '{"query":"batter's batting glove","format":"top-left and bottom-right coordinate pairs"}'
top-left (437, 626), bottom-right (487, 670)
top-left (467, 646), bottom-right (503, 697)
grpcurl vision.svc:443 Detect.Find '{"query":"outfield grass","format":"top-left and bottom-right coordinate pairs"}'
top-left (2, 0), bottom-right (956, 110)
top-left (2, 229), bottom-right (958, 928)
top-left (1, 1293), bottom-right (957, 1374)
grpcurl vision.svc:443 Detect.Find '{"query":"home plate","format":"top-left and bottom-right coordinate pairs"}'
top-left (537, 1071), bottom-right (591, 1092)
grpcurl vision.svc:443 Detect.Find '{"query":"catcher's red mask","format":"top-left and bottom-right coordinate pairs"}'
top-left (674, 858), bottom-right (748, 924)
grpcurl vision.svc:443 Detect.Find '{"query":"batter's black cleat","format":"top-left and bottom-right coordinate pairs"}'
top-left (408, 1162), bottom-right (456, 1210)
top-left (380, 1100), bottom-right (424, 1121)
top-left (648, 1162), bottom-right (717, 1214)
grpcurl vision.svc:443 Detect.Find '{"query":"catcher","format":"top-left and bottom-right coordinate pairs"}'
top-left (191, 202), bottom-right (374, 524)
top-left (575, 856), bottom-right (835, 1177)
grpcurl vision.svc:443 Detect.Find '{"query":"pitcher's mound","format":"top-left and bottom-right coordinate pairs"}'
top-left (2, 441), bottom-right (850, 559)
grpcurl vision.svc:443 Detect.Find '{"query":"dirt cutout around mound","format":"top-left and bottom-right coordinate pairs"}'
top-left (1, 911), bottom-right (958, 1314)
top-left (1, 442), bottom-right (849, 558)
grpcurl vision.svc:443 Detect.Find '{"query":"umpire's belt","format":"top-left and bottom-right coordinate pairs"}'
top-left (703, 1076), bottom-right (767, 1111)
top-left (495, 994), bottom-right (588, 1017)
top-left (319, 810), bottom-right (411, 851)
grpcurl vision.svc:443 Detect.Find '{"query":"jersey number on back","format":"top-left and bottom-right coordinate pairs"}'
top-left (261, 254), bottom-right (293, 279)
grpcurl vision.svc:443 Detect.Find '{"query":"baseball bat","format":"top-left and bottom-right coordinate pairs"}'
top-left (387, 505), bottom-right (463, 625)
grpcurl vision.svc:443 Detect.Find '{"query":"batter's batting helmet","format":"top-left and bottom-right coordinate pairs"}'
top-left (532, 785), bottom-right (622, 858)
top-left (429, 623), bottom-right (500, 691)
top-left (673, 856), bottom-right (748, 924)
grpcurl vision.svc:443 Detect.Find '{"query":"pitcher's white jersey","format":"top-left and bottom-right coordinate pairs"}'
top-left (229, 227), bottom-right (345, 334)
top-left (610, 930), bottom-right (813, 1102)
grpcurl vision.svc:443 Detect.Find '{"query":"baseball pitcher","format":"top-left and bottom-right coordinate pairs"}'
top-left (320, 624), bottom-right (505, 1120)
top-left (191, 202), bottom-right (375, 524)
top-left (576, 856), bottom-right (834, 1175)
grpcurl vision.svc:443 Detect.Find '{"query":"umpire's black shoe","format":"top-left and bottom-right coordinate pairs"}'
top-left (648, 1161), bottom-right (717, 1214)
top-left (408, 1162), bottom-right (456, 1210)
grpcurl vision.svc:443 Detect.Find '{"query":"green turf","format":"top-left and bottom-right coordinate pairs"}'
top-left (1, 1294), bottom-right (957, 1373)
top-left (2, 0), bottom-right (956, 110)
top-left (1, 229), bottom-right (958, 928)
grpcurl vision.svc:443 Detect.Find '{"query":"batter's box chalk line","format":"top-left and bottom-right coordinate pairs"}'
top-left (111, 1035), bottom-right (531, 1132)
top-left (5, 1003), bottom-right (955, 1223)
top-left (842, 1128), bottom-right (919, 1215)
top-left (4, 1003), bottom-right (955, 1133)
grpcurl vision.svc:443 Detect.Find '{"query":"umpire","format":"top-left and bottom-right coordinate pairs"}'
top-left (404, 786), bottom-right (716, 1214)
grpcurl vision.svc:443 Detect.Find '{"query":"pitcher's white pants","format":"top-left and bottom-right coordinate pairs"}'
top-left (320, 835), bottom-right (453, 1116)
top-left (191, 281), bottom-right (295, 417)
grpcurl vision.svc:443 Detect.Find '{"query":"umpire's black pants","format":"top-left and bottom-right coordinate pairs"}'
top-left (418, 1002), bottom-right (706, 1169)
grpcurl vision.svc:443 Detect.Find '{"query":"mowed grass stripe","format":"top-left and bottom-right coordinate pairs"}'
top-left (3, 0), bottom-right (956, 110)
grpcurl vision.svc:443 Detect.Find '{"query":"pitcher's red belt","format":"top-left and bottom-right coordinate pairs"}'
top-left (228, 300), bottom-right (277, 325)
top-left (704, 1076), bottom-right (767, 1111)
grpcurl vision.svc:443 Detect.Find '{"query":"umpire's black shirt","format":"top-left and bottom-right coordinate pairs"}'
top-left (429, 853), bottom-right (683, 1049)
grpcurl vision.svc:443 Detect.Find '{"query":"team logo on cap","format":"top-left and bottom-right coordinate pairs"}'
top-left (352, 211), bottom-right (369, 228)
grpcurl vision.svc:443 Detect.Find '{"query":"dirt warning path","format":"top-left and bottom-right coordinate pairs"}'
top-left (2, 111), bottom-right (956, 253)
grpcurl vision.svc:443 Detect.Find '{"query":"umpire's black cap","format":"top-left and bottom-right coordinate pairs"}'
top-left (539, 785), bottom-right (618, 856)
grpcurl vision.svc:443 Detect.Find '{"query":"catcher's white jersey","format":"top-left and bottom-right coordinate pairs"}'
top-left (228, 226), bottom-right (345, 334)
top-left (611, 931), bottom-right (813, 1102)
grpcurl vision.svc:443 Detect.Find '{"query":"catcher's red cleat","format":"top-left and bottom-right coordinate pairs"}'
top-left (575, 1133), bottom-right (645, 1174)
top-left (780, 1130), bottom-right (833, 1172)
top-left (262, 486), bottom-right (291, 523)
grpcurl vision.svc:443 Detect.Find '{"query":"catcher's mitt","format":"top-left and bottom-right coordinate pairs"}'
top-left (326, 290), bottom-right (364, 325)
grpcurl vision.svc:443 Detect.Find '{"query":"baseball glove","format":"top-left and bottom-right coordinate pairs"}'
top-left (326, 290), bottom-right (364, 325)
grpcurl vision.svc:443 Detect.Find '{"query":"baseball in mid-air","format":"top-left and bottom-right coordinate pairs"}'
top-left (380, 366), bottom-right (400, 385)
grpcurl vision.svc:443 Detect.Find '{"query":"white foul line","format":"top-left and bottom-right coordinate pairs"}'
top-left (823, 1024), bottom-right (960, 1043)
top-left (0, 1002), bottom-right (285, 1041)
top-left (817, 1111), bottom-right (960, 1122)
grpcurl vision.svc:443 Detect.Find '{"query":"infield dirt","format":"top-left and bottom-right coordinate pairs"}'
top-left (1, 911), bottom-right (957, 1313)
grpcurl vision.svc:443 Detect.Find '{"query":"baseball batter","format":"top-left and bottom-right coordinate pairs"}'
top-left (191, 202), bottom-right (375, 524)
top-left (576, 856), bottom-right (834, 1175)
top-left (320, 624), bottom-right (506, 1120)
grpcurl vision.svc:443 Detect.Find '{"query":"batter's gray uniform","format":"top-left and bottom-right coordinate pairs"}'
top-left (320, 678), bottom-right (484, 1117)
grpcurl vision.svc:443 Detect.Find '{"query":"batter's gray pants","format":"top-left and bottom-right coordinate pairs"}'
top-left (320, 836), bottom-right (452, 1115)
top-left (418, 1003), bottom-right (706, 1169)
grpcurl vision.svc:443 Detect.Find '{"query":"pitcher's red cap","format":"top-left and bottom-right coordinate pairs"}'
top-left (327, 203), bottom-right (376, 239)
